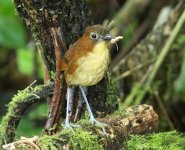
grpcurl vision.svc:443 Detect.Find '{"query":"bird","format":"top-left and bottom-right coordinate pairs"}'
top-left (60, 24), bottom-right (123, 129)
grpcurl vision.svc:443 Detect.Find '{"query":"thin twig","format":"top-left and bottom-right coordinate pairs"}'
top-left (153, 91), bottom-right (174, 130)
top-left (114, 59), bottom-right (154, 81)
top-left (2, 136), bottom-right (41, 150)
top-left (36, 43), bottom-right (50, 82)
top-left (121, 65), bottom-right (153, 108)
top-left (45, 27), bottom-right (63, 134)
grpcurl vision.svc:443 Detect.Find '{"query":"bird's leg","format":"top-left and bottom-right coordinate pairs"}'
top-left (65, 86), bottom-right (80, 129)
top-left (79, 86), bottom-right (107, 127)
top-left (65, 86), bottom-right (73, 128)
top-left (74, 93), bottom-right (84, 122)
top-left (68, 88), bottom-right (74, 116)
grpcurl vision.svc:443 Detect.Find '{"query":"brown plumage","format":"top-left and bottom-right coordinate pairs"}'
top-left (62, 24), bottom-right (123, 129)
top-left (61, 25), bottom-right (110, 86)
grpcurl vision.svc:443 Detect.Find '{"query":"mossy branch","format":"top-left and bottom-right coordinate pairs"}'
top-left (0, 80), bottom-right (158, 149)
top-left (0, 82), bottom-right (54, 147)
top-left (2, 105), bottom-right (158, 150)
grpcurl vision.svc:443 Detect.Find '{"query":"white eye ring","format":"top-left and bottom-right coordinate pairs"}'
top-left (90, 32), bottom-right (99, 39)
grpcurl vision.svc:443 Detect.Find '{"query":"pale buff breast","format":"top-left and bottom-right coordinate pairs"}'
top-left (66, 41), bottom-right (110, 86)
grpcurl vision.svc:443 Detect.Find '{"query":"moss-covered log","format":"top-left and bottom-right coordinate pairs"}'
top-left (0, 80), bottom-right (158, 149)
top-left (2, 104), bottom-right (158, 150)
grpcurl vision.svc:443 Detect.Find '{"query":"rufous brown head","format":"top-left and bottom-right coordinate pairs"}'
top-left (81, 24), bottom-right (113, 45)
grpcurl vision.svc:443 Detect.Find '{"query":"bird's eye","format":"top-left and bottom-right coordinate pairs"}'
top-left (90, 32), bottom-right (99, 40)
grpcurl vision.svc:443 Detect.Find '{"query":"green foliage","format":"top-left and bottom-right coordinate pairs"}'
top-left (0, 0), bottom-right (26, 48)
top-left (123, 21), bottom-right (138, 45)
top-left (172, 35), bottom-right (185, 51)
top-left (17, 48), bottom-right (34, 76)
top-left (17, 48), bottom-right (43, 78)
top-left (0, 1), bottom-right (15, 15)
top-left (28, 103), bottom-right (47, 120)
top-left (125, 131), bottom-right (185, 150)
top-left (174, 35), bottom-right (185, 100)
top-left (16, 117), bottom-right (42, 138)
top-left (0, 0), bottom-right (44, 79)
top-left (174, 52), bottom-right (185, 98)
top-left (15, 103), bottom-right (47, 138)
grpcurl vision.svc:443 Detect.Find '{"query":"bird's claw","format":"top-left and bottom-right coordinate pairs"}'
top-left (90, 118), bottom-right (107, 127)
top-left (64, 122), bottom-right (80, 131)
top-left (90, 117), bottom-right (108, 135)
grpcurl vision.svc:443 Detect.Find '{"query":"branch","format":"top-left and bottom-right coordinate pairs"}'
top-left (0, 82), bottom-right (54, 147)
top-left (44, 27), bottom-right (65, 134)
top-left (2, 105), bottom-right (158, 150)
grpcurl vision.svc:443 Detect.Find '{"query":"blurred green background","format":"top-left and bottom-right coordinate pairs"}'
top-left (0, 0), bottom-right (45, 138)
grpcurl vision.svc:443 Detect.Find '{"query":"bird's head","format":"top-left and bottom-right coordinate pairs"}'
top-left (81, 24), bottom-right (113, 45)
top-left (67, 21), bottom-right (123, 58)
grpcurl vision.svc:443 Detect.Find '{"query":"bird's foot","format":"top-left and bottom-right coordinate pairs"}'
top-left (90, 117), bottom-right (107, 127)
top-left (64, 122), bottom-right (80, 131)
top-left (90, 116), bottom-right (108, 135)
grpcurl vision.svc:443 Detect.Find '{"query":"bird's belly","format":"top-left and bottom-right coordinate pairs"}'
top-left (67, 51), bottom-right (110, 86)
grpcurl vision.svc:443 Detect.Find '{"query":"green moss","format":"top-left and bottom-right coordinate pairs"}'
top-left (77, 118), bottom-right (91, 125)
top-left (0, 82), bottom-right (49, 146)
top-left (39, 133), bottom-right (68, 150)
top-left (125, 131), bottom-right (185, 150)
top-left (39, 128), bottom-right (103, 150)
top-left (69, 128), bottom-right (103, 150)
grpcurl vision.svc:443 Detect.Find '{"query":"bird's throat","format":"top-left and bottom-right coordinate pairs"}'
top-left (67, 41), bottom-right (110, 86)
top-left (92, 41), bottom-right (109, 55)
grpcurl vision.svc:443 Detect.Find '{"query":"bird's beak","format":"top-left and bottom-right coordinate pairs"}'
top-left (102, 34), bottom-right (113, 41)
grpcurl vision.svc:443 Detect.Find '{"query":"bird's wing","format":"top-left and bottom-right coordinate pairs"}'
top-left (60, 42), bottom-right (78, 71)
top-left (60, 35), bottom-right (93, 72)
top-left (60, 37), bottom-right (83, 71)
top-left (60, 59), bottom-right (68, 71)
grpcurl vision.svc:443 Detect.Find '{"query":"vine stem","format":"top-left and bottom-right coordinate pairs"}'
top-left (146, 9), bottom-right (185, 86)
